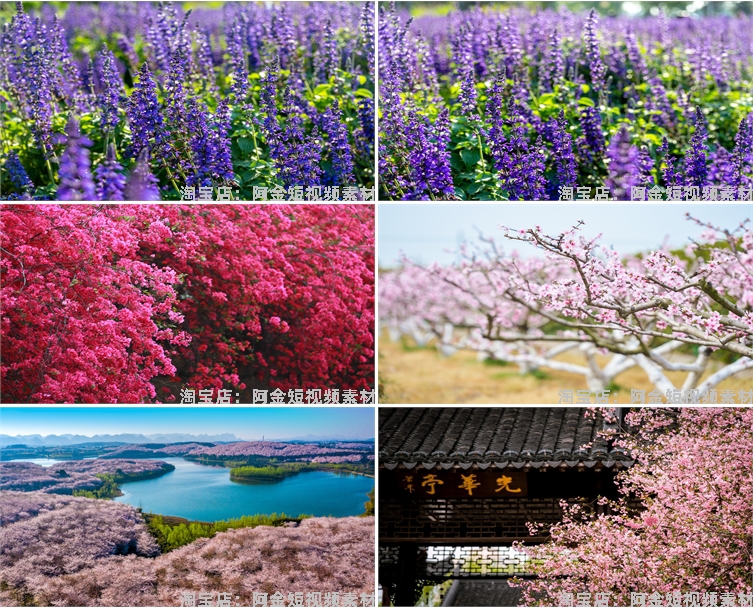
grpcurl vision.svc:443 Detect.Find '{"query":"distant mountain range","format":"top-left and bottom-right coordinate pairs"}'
top-left (0, 433), bottom-right (239, 447)
top-left (0, 433), bottom-right (374, 447)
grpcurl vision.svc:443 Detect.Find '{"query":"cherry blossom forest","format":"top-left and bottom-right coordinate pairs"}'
top-left (1, 204), bottom-right (375, 403)
top-left (513, 407), bottom-right (753, 605)
top-left (0, 490), bottom-right (374, 607)
top-left (380, 213), bottom-right (753, 402)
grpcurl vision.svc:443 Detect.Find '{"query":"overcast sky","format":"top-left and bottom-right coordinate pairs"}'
top-left (0, 408), bottom-right (375, 440)
top-left (378, 204), bottom-right (752, 267)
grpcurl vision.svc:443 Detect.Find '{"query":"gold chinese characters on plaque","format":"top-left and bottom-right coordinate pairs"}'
top-left (383, 469), bottom-right (528, 498)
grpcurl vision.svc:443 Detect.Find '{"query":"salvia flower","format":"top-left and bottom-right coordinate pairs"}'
top-left (208, 98), bottom-right (235, 184)
top-left (356, 97), bottom-right (374, 157)
top-left (540, 28), bottom-right (564, 92)
top-left (658, 137), bottom-right (682, 187)
top-left (127, 62), bottom-right (165, 159)
top-left (124, 147), bottom-right (160, 200)
top-left (427, 107), bottom-right (455, 198)
top-left (707, 146), bottom-right (736, 188)
top-left (23, 31), bottom-right (55, 157)
top-left (503, 101), bottom-right (546, 200)
top-left (321, 100), bottom-right (355, 187)
top-left (359, 2), bottom-right (375, 79)
top-left (94, 143), bottom-right (126, 201)
top-left (270, 91), bottom-right (322, 189)
top-left (684, 106), bottom-right (708, 188)
top-left (97, 48), bottom-right (124, 134)
top-left (259, 56), bottom-right (281, 148)
top-left (186, 99), bottom-right (213, 187)
top-left (225, 16), bottom-right (248, 102)
top-left (485, 76), bottom-right (509, 174)
top-left (57, 118), bottom-right (96, 201)
top-left (546, 110), bottom-right (578, 198)
top-left (3, 151), bottom-right (34, 197)
top-left (578, 105), bottom-right (605, 161)
top-left (731, 112), bottom-right (753, 188)
top-left (637, 146), bottom-right (655, 187)
top-left (583, 9), bottom-right (606, 92)
top-left (605, 126), bottom-right (642, 200)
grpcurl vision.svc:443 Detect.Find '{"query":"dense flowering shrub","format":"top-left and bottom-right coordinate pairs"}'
top-left (186, 441), bottom-right (372, 458)
top-left (512, 407), bottom-right (753, 603)
top-left (0, 491), bottom-right (375, 607)
top-left (380, 215), bottom-right (753, 395)
top-left (0, 2), bottom-right (374, 200)
top-left (0, 460), bottom-right (174, 493)
top-left (1, 204), bottom-right (375, 402)
top-left (0, 491), bottom-right (160, 601)
top-left (102, 441), bottom-right (374, 459)
top-left (378, 4), bottom-right (753, 200)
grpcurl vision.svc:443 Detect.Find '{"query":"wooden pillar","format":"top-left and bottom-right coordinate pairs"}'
top-left (393, 543), bottom-right (418, 607)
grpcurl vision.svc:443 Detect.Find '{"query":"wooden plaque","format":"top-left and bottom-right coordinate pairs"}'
top-left (381, 468), bottom-right (527, 498)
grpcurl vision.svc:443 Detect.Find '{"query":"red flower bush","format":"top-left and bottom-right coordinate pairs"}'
top-left (1, 204), bottom-right (374, 402)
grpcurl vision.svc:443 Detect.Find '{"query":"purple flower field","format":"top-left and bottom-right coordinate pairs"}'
top-left (0, 491), bottom-right (374, 606)
top-left (0, 1), bottom-right (374, 201)
top-left (378, 2), bottom-right (753, 200)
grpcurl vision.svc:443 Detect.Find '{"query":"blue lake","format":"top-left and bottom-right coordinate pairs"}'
top-left (113, 457), bottom-right (373, 521)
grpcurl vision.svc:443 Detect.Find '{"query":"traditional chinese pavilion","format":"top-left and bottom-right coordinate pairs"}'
top-left (378, 407), bottom-right (632, 607)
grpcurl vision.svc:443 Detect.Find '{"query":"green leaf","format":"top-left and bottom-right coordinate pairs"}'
top-left (358, 75), bottom-right (367, 85)
top-left (460, 149), bottom-right (481, 168)
top-left (313, 83), bottom-right (331, 96)
top-left (355, 88), bottom-right (373, 99)
top-left (538, 93), bottom-right (556, 106)
top-left (237, 138), bottom-right (255, 154)
top-left (580, 84), bottom-right (590, 94)
top-left (578, 96), bottom-right (595, 107)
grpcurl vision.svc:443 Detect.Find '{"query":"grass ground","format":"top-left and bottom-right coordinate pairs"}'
top-left (378, 331), bottom-right (753, 404)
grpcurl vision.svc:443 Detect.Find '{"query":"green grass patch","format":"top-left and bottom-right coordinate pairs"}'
top-left (482, 358), bottom-right (511, 367)
top-left (144, 512), bottom-right (311, 552)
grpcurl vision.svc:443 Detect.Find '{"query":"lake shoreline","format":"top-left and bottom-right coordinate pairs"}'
top-left (114, 458), bottom-right (373, 521)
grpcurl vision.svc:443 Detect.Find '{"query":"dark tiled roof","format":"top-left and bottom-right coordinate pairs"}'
top-left (379, 408), bottom-right (631, 470)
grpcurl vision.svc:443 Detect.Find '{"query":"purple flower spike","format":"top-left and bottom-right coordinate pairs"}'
top-left (95, 144), bottom-right (126, 201)
top-left (57, 118), bottom-right (96, 201)
top-left (98, 49), bottom-right (124, 134)
top-left (684, 106), bottom-right (708, 188)
top-left (127, 63), bottom-right (165, 159)
top-left (3, 151), bottom-right (34, 196)
top-left (428, 108), bottom-right (454, 198)
top-left (124, 148), bottom-right (161, 201)
top-left (605, 126), bottom-right (641, 200)
top-left (547, 110), bottom-right (577, 197)
top-left (209, 99), bottom-right (235, 184)
top-left (731, 113), bottom-right (753, 188)
top-left (583, 9), bottom-right (606, 93)
top-left (658, 137), bottom-right (682, 187)
top-left (578, 105), bottom-right (605, 161)
top-left (486, 76), bottom-right (509, 174)
top-left (321, 100), bottom-right (355, 187)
